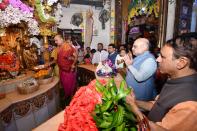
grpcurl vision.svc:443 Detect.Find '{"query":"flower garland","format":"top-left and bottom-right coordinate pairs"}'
top-left (0, 0), bottom-right (9, 10)
top-left (35, 0), bottom-right (55, 23)
top-left (58, 79), bottom-right (106, 131)
top-left (9, 0), bottom-right (33, 13)
top-left (27, 18), bottom-right (40, 35)
top-left (0, 52), bottom-right (20, 72)
top-left (0, 5), bottom-right (32, 27)
top-left (0, 5), bottom-right (40, 35)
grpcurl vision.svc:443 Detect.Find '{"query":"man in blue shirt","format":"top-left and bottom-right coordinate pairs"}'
top-left (108, 44), bottom-right (118, 65)
top-left (124, 38), bottom-right (157, 101)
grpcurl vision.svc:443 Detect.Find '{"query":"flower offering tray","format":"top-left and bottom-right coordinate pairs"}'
top-left (17, 78), bottom-right (39, 94)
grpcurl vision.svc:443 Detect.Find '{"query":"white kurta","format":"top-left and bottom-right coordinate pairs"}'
top-left (91, 50), bottom-right (108, 64)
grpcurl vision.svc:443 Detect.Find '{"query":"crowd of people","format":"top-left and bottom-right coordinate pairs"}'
top-left (51, 33), bottom-right (159, 101)
top-left (52, 32), bottom-right (197, 131)
top-left (51, 33), bottom-right (169, 100)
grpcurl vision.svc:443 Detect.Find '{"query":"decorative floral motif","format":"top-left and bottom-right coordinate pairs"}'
top-left (0, 5), bottom-right (40, 35)
top-left (128, 0), bottom-right (159, 19)
top-left (0, 5), bottom-right (31, 27)
top-left (129, 0), bottom-right (157, 10)
top-left (0, 0), bottom-right (9, 10)
top-left (40, 27), bottom-right (53, 36)
top-left (27, 19), bottom-right (40, 35)
top-left (0, 51), bottom-right (20, 72)
top-left (9, 0), bottom-right (33, 13)
top-left (14, 101), bottom-right (30, 117)
top-left (0, 86), bottom-right (58, 126)
top-left (32, 94), bottom-right (46, 109)
top-left (0, 107), bottom-right (13, 124)
top-left (35, 0), bottom-right (55, 23)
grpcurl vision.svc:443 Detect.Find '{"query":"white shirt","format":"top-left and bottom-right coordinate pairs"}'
top-left (92, 50), bottom-right (108, 64)
top-left (78, 49), bottom-right (84, 63)
top-left (115, 54), bottom-right (124, 69)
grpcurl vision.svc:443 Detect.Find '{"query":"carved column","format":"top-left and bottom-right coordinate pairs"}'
top-left (43, 35), bottom-right (50, 63)
top-left (166, 1), bottom-right (176, 41)
top-left (115, 0), bottom-right (122, 45)
top-left (40, 22), bottom-right (53, 63)
top-left (158, 0), bottom-right (168, 47)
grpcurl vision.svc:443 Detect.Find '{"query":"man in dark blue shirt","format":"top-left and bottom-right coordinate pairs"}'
top-left (108, 44), bottom-right (118, 65)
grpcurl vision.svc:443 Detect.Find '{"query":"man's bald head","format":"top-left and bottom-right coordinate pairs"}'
top-left (135, 38), bottom-right (150, 50)
top-left (132, 38), bottom-right (150, 56)
top-left (54, 34), bottom-right (64, 40)
top-left (54, 34), bottom-right (64, 46)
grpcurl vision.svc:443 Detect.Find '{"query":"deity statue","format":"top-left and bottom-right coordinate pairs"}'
top-left (22, 36), bottom-right (38, 69)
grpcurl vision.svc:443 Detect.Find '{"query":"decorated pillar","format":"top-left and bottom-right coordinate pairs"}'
top-left (35, 0), bottom-right (63, 63)
top-left (43, 35), bottom-right (49, 63)
top-left (166, 0), bottom-right (176, 41)
top-left (114, 0), bottom-right (122, 45)
top-left (40, 22), bottom-right (56, 63)
top-left (110, 0), bottom-right (115, 44)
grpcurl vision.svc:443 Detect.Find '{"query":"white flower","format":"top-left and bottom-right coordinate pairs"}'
top-left (54, 3), bottom-right (63, 24)
top-left (47, 0), bottom-right (58, 6)
top-left (0, 5), bottom-right (40, 35)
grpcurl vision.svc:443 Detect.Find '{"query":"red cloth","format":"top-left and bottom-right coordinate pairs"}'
top-left (57, 43), bottom-right (75, 72)
top-left (57, 43), bottom-right (76, 98)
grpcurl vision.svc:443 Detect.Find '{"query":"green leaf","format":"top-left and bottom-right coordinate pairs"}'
top-left (120, 80), bottom-right (126, 91)
top-left (99, 120), bottom-right (112, 128)
top-left (95, 80), bottom-right (104, 92)
top-left (130, 127), bottom-right (137, 131)
top-left (100, 100), bottom-right (113, 113)
top-left (115, 122), bottom-right (125, 131)
top-left (92, 115), bottom-right (103, 125)
top-left (124, 111), bottom-right (137, 122)
top-left (103, 87), bottom-right (112, 100)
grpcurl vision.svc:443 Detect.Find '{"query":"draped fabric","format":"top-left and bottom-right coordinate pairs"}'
top-left (57, 42), bottom-right (76, 98)
top-left (85, 9), bottom-right (94, 48)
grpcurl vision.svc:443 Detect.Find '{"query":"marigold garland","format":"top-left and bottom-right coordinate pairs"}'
top-left (0, 52), bottom-right (20, 71)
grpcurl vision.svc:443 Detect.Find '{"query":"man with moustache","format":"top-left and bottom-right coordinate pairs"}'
top-left (126, 33), bottom-right (197, 131)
